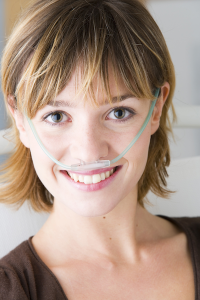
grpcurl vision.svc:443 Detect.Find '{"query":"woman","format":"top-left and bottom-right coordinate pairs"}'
top-left (0, 0), bottom-right (198, 299)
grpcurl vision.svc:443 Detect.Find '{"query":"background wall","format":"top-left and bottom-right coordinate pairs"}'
top-left (0, 0), bottom-right (29, 164)
top-left (146, 0), bottom-right (200, 216)
top-left (0, 0), bottom-right (5, 131)
top-left (0, 0), bottom-right (7, 164)
top-left (5, 0), bottom-right (28, 37)
top-left (148, 0), bottom-right (200, 159)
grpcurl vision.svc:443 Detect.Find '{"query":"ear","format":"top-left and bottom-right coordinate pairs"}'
top-left (150, 82), bottom-right (170, 135)
top-left (7, 95), bottom-right (30, 148)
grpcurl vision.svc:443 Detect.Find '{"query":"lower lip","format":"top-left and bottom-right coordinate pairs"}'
top-left (60, 166), bottom-right (122, 192)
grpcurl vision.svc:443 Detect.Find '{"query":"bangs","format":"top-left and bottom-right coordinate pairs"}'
top-left (12, 0), bottom-right (163, 117)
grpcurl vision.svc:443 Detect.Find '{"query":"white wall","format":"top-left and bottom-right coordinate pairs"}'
top-left (146, 156), bottom-right (200, 217)
top-left (147, 0), bottom-right (200, 216)
top-left (0, 0), bottom-right (8, 165)
top-left (148, 0), bottom-right (200, 159)
top-left (0, 0), bottom-right (6, 131)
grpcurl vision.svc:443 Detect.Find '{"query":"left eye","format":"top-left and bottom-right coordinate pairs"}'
top-left (107, 108), bottom-right (134, 121)
top-left (45, 112), bottom-right (68, 124)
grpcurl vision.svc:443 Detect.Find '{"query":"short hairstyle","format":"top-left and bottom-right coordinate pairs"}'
top-left (0, 0), bottom-right (176, 212)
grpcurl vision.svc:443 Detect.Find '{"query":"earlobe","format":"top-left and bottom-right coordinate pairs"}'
top-left (151, 82), bottom-right (170, 135)
top-left (7, 95), bottom-right (30, 148)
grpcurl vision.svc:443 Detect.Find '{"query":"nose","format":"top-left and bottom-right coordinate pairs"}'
top-left (69, 121), bottom-right (109, 163)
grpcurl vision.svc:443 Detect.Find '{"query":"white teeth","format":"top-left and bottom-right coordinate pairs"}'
top-left (100, 173), bottom-right (106, 180)
top-left (92, 174), bottom-right (101, 184)
top-left (79, 175), bottom-right (84, 183)
top-left (84, 176), bottom-right (93, 184)
top-left (73, 174), bottom-right (79, 182)
top-left (105, 171), bottom-right (110, 178)
top-left (67, 168), bottom-right (116, 184)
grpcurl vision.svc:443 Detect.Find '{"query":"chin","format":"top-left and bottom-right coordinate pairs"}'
top-left (59, 195), bottom-right (121, 218)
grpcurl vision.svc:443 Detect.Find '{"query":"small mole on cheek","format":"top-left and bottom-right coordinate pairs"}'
top-left (103, 216), bottom-right (106, 219)
top-left (110, 238), bottom-right (112, 240)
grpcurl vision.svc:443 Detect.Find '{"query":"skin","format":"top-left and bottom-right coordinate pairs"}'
top-left (9, 68), bottom-right (194, 299)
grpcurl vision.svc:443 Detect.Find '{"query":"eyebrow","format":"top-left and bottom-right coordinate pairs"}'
top-left (47, 94), bottom-right (135, 107)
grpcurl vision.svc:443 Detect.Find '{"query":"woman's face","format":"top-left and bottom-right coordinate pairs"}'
top-left (17, 67), bottom-right (163, 217)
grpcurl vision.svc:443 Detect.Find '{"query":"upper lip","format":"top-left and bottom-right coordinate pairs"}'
top-left (61, 166), bottom-right (120, 176)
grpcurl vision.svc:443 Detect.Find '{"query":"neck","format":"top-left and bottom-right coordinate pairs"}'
top-left (34, 191), bottom-right (158, 266)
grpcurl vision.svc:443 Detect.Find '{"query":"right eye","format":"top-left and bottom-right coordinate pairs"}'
top-left (45, 111), bottom-right (69, 125)
top-left (51, 112), bottom-right (63, 122)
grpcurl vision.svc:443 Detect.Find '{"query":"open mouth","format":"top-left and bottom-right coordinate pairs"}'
top-left (65, 167), bottom-right (118, 185)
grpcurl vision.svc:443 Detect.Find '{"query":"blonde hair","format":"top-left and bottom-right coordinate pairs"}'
top-left (1, 0), bottom-right (176, 212)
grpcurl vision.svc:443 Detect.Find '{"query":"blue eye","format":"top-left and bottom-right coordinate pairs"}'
top-left (108, 107), bottom-right (135, 122)
top-left (113, 108), bottom-right (126, 119)
top-left (51, 112), bottom-right (63, 122)
top-left (45, 111), bottom-right (68, 124)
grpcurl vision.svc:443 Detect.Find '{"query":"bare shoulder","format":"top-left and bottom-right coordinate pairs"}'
top-left (144, 213), bottom-right (191, 258)
top-left (52, 215), bottom-right (195, 300)
top-left (136, 213), bottom-right (195, 300)
top-left (32, 212), bottom-right (196, 300)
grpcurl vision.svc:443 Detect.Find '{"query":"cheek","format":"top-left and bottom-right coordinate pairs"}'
top-left (29, 138), bottom-right (58, 193)
top-left (124, 126), bottom-right (151, 184)
top-left (38, 130), bottom-right (67, 157)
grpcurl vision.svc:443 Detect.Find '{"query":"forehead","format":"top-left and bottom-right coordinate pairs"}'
top-left (48, 64), bottom-right (135, 108)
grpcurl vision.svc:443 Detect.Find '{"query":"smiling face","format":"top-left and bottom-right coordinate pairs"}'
top-left (12, 65), bottom-right (166, 217)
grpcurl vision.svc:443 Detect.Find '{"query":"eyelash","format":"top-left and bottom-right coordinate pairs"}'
top-left (43, 107), bottom-right (136, 126)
